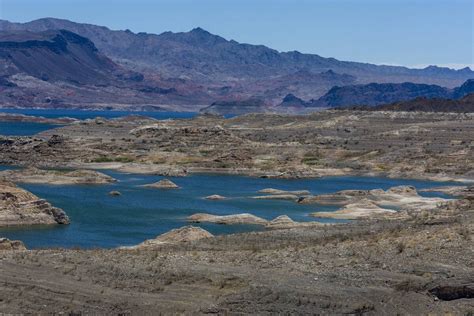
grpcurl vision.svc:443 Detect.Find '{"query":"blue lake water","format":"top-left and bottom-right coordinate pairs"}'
top-left (0, 168), bottom-right (460, 249)
top-left (0, 108), bottom-right (198, 120)
top-left (0, 121), bottom-right (63, 136)
top-left (0, 109), bottom-right (198, 136)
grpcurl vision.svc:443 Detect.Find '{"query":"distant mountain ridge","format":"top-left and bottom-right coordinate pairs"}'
top-left (279, 80), bottom-right (474, 108)
top-left (344, 93), bottom-right (474, 113)
top-left (1, 18), bottom-right (472, 90)
top-left (0, 17), bottom-right (473, 111)
top-left (312, 82), bottom-right (451, 107)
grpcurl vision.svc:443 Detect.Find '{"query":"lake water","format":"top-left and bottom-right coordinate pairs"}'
top-left (0, 121), bottom-right (63, 136)
top-left (0, 168), bottom-right (460, 249)
top-left (0, 108), bottom-right (198, 120)
top-left (0, 109), bottom-right (198, 136)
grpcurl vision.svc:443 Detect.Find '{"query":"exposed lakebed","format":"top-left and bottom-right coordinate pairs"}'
top-left (0, 167), bottom-right (460, 249)
top-left (0, 110), bottom-right (466, 249)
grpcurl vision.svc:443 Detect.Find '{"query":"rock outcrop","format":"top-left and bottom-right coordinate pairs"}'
top-left (265, 215), bottom-right (322, 229)
top-left (187, 213), bottom-right (322, 229)
top-left (0, 237), bottom-right (26, 251)
top-left (0, 167), bottom-right (116, 185)
top-left (0, 180), bottom-right (69, 226)
top-left (258, 188), bottom-right (311, 196)
top-left (253, 188), bottom-right (311, 201)
top-left (142, 179), bottom-right (179, 189)
top-left (299, 189), bottom-right (371, 205)
top-left (188, 213), bottom-right (268, 225)
top-left (311, 200), bottom-right (396, 220)
top-left (128, 226), bottom-right (213, 249)
top-left (252, 194), bottom-right (300, 201)
top-left (307, 185), bottom-right (449, 220)
top-left (420, 185), bottom-right (473, 199)
top-left (204, 194), bottom-right (226, 200)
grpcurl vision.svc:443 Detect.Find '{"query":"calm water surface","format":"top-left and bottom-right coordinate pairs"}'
top-left (0, 108), bottom-right (197, 120)
top-left (0, 121), bottom-right (63, 136)
top-left (0, 168), bottom-right (460, 249)
top-left (0, 109), bottom-right (198, 136)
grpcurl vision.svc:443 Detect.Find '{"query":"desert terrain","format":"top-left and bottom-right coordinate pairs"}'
top-left (0, 110), bottom-right (473, 314)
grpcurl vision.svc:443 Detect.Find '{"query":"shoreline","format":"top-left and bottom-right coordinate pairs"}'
top-left (13, 161), bottom-right (473, 184)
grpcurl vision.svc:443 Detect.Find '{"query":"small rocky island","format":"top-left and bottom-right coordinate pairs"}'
top-left (142, 179), bottom-right (180, 189)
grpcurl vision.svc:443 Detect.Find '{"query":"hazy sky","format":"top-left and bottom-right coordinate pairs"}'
top-left (1, 0), bottom-right (472, 69)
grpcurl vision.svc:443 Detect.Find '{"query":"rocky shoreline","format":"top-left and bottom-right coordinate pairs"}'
top-left (0, 180), bottom-right (69, 226)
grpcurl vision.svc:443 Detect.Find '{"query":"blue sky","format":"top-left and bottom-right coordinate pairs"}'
top-left (1, 0), bottom-right (472, 69)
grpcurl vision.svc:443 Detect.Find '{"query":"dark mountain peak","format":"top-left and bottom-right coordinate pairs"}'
top-left (167, 26), bottom-right (227, 46)
top-left (187, 27), bottom-right (220, 40)
top-left (279, 93), bottom-right (308, 107)
top-left (282, 93), bottom-right (302, 103)
top-left (190, 27), bottom-right (209, 34)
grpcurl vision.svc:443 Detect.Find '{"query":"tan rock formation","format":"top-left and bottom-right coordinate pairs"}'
top-left (142, 179), bottom-right (179, 189)
top-left (128, 226), bottom-right (213, 249)
top-left (0, 180), bottom-right (69, 226)
top-left (204, 194), bottom-right (226, 200)
top-left (420, 185), bottom-right (473, 199)
top-left (0, 238), bottom-right (26, 251)
top-left (265, 215), bottom-right (322, 229)
top-left (0, 167), bottom-right (116, 185)
top-left (311, 199), bottom-right (397, 220)
top-left (307, 185), bottom-right (450, 220)
top-left (188, 213), bottom-right (268, 225)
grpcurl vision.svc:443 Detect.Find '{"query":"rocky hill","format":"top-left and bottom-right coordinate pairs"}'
top-left (312, 82), bottom-right (451, 107)
top-left (368, 93), bottom-right (474, 112)
top-left (276, 79), bottom-right (474, 109)
top-left (0, 30), bottom-right (140, 85)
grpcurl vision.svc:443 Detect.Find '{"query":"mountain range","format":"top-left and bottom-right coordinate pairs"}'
top-left (343, 93), bottom-right (474, 113)
top-left (306, 79), bottom-right (474, 107)
top-left (0, 17), bottom-right (473, 111)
